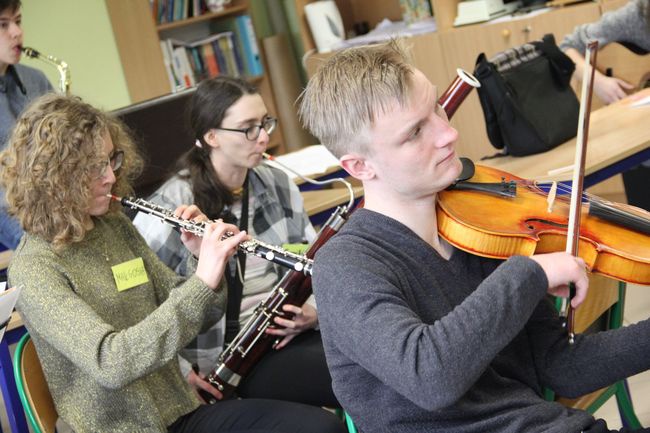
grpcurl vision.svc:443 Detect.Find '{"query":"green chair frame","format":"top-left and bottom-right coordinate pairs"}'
top-left (336, 408), bottom-right (359, 433)
top-left (545, 283), bottom-right (642, 429)
top-left (13, 333), bottom-right (58, 433)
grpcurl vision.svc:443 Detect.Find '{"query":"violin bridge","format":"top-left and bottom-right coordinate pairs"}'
top-left (546, 182), bottom-right (558, 213)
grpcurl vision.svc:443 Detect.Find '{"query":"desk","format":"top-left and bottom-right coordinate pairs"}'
top-left (480, 89), bottom-right (650, 186)
top-left (302, 187), bottom-right (364, 226)
top-left (479, 92), bottom-right (649, 426)
top-left (294, 165), bottom-right (349, 192)
top-left (0, 312), bottom-right (28, 433)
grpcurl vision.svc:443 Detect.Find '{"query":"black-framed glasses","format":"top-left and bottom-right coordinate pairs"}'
top-left (92, 150), bottom-right (124, 180)
top-left (215, 117), bottom-right (277, 141)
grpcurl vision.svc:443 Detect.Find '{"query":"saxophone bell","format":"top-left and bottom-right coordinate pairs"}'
top-left (21, 46), bottom-right (71, 95)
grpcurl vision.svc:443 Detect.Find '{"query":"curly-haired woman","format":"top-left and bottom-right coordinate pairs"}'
top-left (0, 93), bottom-right (346, 433)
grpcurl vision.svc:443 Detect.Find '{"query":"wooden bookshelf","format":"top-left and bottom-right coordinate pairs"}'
top-left (105, 0), bottom-right (284, 153)
top-left (156, 2), bottom-right (249, 31)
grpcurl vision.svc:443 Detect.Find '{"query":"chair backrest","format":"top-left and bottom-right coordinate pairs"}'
top-left (13, 333), bottom-right (58, 433)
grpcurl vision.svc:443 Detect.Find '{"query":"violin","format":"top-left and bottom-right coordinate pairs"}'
top-left (437, 160), bottom-right (650, 285)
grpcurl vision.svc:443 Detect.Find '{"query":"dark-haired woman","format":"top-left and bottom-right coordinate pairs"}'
top-left (134, 76), bottom-right (337, 408)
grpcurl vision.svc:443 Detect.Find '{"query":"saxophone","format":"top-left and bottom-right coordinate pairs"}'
top-left (22, 46), bottom-right (71, 95)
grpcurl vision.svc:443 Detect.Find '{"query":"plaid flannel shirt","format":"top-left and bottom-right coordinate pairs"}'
top-left (133, 164), bottom-right (316, 375)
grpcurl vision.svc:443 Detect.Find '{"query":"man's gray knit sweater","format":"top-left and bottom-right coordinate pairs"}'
top-left (313, 209), bottom-right (650, 433)
top-left (0, 64), bottom-right (53, 147)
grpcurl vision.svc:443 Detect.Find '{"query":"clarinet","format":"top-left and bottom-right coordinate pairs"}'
top-left (109, 194), bottom-right (314, 275)
top-left (202, 205), bottom-right (350, 401)
top-left (198, 68), bottom-right (481, 402)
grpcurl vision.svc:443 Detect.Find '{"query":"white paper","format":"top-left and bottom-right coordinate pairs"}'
top-left (334, 18), bottom-right (437, 49)
top-left (0, 285), bottom-right (22, 341)
top-left (265, 145), bottom-right (341, 180)
top-left (630, 94), bottom-right (650, 108)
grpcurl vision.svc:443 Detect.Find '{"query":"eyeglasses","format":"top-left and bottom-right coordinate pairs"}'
top-left (91, 150), bottom-right (124, 180)
top-left (215, 117), bottom-right (277, 141)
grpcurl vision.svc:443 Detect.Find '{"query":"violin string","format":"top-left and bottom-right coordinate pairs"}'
top-left (502, 178), bottom-right (601, 204)
top-left (498, 178), bottom-right (650, 227)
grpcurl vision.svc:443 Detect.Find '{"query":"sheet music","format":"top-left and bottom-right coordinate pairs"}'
top-left (267, 145), bottom-right (341, 180)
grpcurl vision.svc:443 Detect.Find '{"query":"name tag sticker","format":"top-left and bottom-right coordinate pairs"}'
top-left (282, 243), bottom-right (309, 255)
top-left (112, 258), bottom-right (149, 292)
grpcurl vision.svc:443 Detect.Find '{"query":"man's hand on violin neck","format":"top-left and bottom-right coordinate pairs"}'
top-left (530, 252), bottom-right (589, 308)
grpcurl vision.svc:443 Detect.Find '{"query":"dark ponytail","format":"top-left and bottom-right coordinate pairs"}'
top-left (178, 76), bottom-right (258, 219)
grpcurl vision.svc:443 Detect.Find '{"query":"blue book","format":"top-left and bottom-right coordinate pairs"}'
top-left (235, 15), bottom-right (263, 76)
top-left (168, 0), bottom-right (174, 23)
top-left (230, 32), bottom-right (245, 76)
top-left (211, 39), bottom-right (228, 75)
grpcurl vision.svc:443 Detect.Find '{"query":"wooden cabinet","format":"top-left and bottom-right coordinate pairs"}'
top-left (105, 0), bottom-right (284, 152)
top-left (304, 3), bottom-right (602, 162)
top-left (439, 2), bottom-right (601, 161)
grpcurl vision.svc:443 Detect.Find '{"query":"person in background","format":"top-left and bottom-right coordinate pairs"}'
top-left (298, 40), bottom-right (650, 433)
top-left (0, 0), bottom-right (53, 249)
top-left (133, 76), bottom-right (337, 408)
top-left (560, 0), bottom-right (650, 105)
top-left (560, 0), bottom-right (650, 211)
top-left (0, 93), bottom-right (346, 433)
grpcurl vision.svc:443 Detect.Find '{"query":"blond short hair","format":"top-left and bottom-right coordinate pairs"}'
top-left (298, 40), bottom-right (414, 158)
top-left (0, 94), bottom-right (143, 250)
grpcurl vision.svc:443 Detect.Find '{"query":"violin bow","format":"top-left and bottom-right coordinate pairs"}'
top-left (563, 40), bottom-right (599, 344)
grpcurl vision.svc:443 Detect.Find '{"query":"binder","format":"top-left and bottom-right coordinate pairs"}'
top-left (219, 33), bottom-right (240, 77)
top-left (201, 43), bottom-right (220, 78)
top-left (235, 15), bottom-right (263, 76)
top-left (172, 46), bottom-right (195, 88)
top-left (159, 40), bottom-right (180, 92)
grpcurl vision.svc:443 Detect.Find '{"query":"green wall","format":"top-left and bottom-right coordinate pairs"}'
top-left (21, 0), bottom-right (131, 111)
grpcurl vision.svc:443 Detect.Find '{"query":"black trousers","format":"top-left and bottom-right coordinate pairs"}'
top-left (236, 330), bottom-right (339, 408)
top-left (168, 399), bottom-right (347, 433)
top-left (585, 419), bottom-right (650, 433)
top-left (622, 164), bottom-right (650, 211)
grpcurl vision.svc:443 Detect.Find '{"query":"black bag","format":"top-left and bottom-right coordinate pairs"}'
top-left (474, 34), bottom-right (579, 157)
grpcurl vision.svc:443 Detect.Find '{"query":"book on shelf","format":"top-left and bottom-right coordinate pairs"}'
top-left (162, 29), bottom-right (252, 91)
top-left (152, 0), bottom-right (208, 24)
top-left (211, 14), bottom-right (264, 77)
top-left (186, 46), bottom-right (205, 82)
top-left (201, 43), bottom-right (220, 78)
top-left (218, 33), bottom-right (240, 78)
top-left (159, 40), bottom-right (182, 91)
top-left (172, 46), bottom-right (196, 88)
top-left (235, 15), bottom-right (263, 76)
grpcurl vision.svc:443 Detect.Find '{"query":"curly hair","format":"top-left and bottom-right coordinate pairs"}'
top-left (0, 94), bottom-right (143, 250)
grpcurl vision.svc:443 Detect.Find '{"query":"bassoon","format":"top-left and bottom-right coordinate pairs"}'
top-left (201, 68), bottom-right (481, 401)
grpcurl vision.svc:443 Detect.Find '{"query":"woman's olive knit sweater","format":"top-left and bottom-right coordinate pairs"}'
top-left (10, 212), bottom-right (225, 433)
